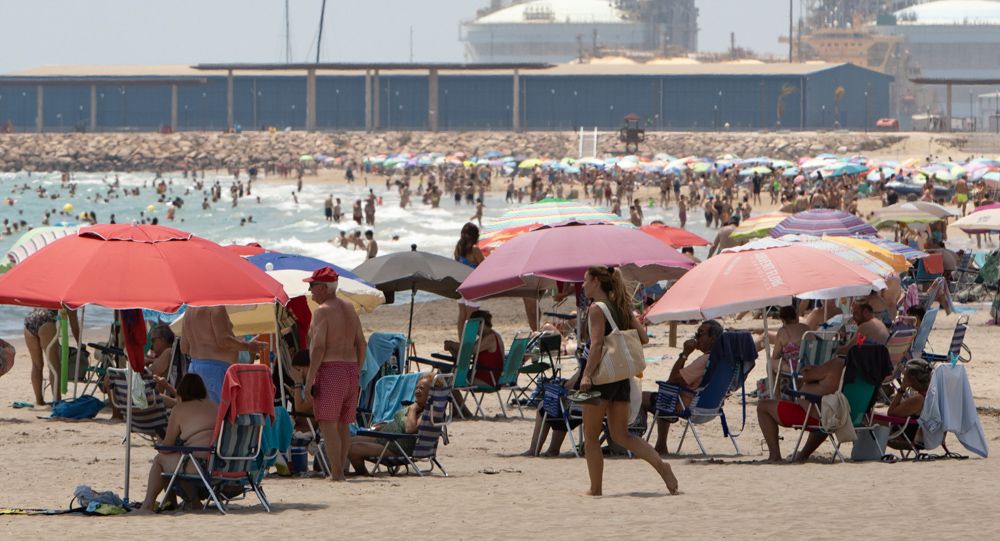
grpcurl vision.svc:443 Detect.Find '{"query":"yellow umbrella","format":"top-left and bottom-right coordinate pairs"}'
top-left (730, 212), bottom-right (790, 240)
top-left (822, 235), bottom-right (909, 272)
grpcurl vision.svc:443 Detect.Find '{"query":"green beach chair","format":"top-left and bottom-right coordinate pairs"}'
top-left (468, 334), bottom-right (531, 419)
top-left (410, 317), bottom-right (482, 419)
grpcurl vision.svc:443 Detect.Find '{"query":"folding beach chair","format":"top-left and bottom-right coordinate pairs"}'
top-left (919, 277), bottom-right (950, 312)
top-left (511, 331), bottom-right (561, 406)
top-left (646, 332), bottom-right (757, 456)
top-left (909, 308), bottom-right (939, 359)
top-left (914, 253), bottom-right (943, 286)
top-left (157, 366), bottom-right (275, 514)
top-left (950, 252), bottom-right (978, 296)
top-left (106, 367), bottom-right (168, 440)
top-left (468, 334), bottom-right (531, 419)
top-left (535, 380), bottom-right (582, 457)
top-left (885, 328), bottom-right (917, 371)
top-left (782, 330), bottom-right (839, 394)
top-left (357, 332), bottom-right (407, 423)
top-left (919, 315), bottom-right (970, 364)
top-left (410, 318), bottom-right (482, 419)
top-left (785, 345), bottom-right (888, 463)
top-left (357, 373), bottom-right (454, 477)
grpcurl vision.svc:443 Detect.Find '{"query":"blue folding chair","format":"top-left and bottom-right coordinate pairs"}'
top-left (536, 380), bottom-right (582, 457)
top-left (920, 315), bottom-right (970, 364)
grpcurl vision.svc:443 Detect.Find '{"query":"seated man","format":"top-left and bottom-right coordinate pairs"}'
top-left (347, 373), bottom-right (432, 476)
top-left (146, 324), bottom-right (175, 378)
top-left (756, 355), bottom-right (845, 462)
top-left (640, 320), bottom-right (723, 454)
top-left (838, 301), bottom-right (889, 355)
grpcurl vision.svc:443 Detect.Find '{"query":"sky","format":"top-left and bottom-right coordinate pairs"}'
top-left (0, 0), bottom-right (795, 73)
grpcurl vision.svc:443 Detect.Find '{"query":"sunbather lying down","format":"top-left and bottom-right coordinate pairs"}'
top-left (347, 374), bottom-right (432, 476)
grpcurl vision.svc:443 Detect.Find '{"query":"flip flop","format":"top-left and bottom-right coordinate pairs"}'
top-left (567, 391), bottom-right (601, 404)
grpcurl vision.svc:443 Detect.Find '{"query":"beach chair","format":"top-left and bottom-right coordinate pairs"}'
top-left (157, 366), bottom-right (275, 514)
top-left (920, 315), bottom-right (970, 364)
top-left (468, 334), bottom-right (531, 419)
top-left (909, 308), bottom-right (939, 359)
top-left (357, 332), bottom-right (407, 424)
top-left (356, 373), bottom-right (454, 477)
top-left (513, 332), bottom-right (562, 405)
top-left (885, 328), bottom-right (917, 371)
top-left (647, 332), bottom-right (757, 456)
top-left (950, 252), bottom-right (978, 296)
top-left (410, 318), bottom-right (482, 419)
top-left (536, 380), bottom-right (582, 457)
top-left (782, 330), bottom-right (839, 394)
top-left (913, 253), bottom-right (943, 286)
top-left (106, 367), bottom-right (168, 441)
top-left (785, 345), bottom-right (888, 463)
top-left (918, 277), bottom-right (949, 312)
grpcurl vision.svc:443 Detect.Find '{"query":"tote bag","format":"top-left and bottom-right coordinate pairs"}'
top-left (591, 302), bottom-right (646, 385)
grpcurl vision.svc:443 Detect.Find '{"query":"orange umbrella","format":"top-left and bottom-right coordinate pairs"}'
top-left (639, 224), bottom-right (709, 247)
top-left (478, 224), bottom-right (539, 256)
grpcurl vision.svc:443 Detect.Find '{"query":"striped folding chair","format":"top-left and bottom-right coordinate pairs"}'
top-left (536, 380), bottom-right (582, 457)
top-left (920, 315), bottom-right (971, 364)
top-left (358, 373), bottom-right (454, 477)
top-left (107, 367), bottom-right (168, 441)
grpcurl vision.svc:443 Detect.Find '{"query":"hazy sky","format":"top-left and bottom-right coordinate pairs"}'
top-left (0, 0), bottom-right (794, 73)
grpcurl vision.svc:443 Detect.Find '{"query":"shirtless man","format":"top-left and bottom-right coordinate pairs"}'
top-left (302, 267), bottom-right (367, 481)
top-left (470, 198), bottom-right (484, 227)
top-left (365, 230), bottom-right (378, 259)
top-left (180, 306), bottom-right (267, 403)
top-left (838, 301), bottom-right (889, 355)
top-left (956, 176), bottom-right (969, 216)
top-left (333, 198), bottom-right (343, 223)
top-left (707, 217), bottom-right (740, 257)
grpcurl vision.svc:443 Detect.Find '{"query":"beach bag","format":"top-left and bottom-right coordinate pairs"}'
top-left (51, 395), bottom-right (105, 420)
top-left (591, 302), bottom-right (646, 385)
top-left (851, 424), bottom-right (890, 461)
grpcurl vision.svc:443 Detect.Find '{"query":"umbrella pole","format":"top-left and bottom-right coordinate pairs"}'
top-left (274, 303), bottom-right (287, 406)
top-left (406, 285), bottom-right (415, 372)
top-left (73, 306), bottom-right (86, 398)
top-left (123, 315), bottom-right (133, 506)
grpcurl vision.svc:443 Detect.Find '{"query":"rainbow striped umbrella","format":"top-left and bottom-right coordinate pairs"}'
top-left (730, 212), bottom-right (790, 240)
top-left (482, 200), bottom-right (630, 235)
top-left (822, 235), bottom-right (912, 271)
top-left (772, 235), bottom-right (898, 276)
top-left (771, 209), bottom-right (877, 238)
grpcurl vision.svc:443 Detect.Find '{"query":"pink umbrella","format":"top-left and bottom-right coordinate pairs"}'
top-left (458, 223), bottom-right (694, 301)
top-left (645, 243), bottom-right (886, 322)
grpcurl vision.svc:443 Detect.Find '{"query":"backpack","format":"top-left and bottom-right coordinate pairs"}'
top-left (51, 395), bottom-right (105, 420)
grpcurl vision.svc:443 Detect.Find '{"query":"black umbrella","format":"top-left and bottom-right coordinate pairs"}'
top-left (352, 244), bottom-right (472, 347)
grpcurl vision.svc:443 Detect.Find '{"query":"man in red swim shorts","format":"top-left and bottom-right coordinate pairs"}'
top-left (303, 267), bottom-right (367, 481)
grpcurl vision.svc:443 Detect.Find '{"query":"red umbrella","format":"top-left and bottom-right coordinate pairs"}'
top-left (639, 224), bottom-right (709, 247)
top-left (0, 224), bottom-right (288, 312)
top-left (225, 242), bottom-right (267, 256)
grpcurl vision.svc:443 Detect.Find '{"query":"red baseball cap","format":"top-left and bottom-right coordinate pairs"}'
top-left (303, 266), bottom-right (339, 283)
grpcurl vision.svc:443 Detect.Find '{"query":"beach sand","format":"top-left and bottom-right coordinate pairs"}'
top-left (1, 178), bottom-right (999, 538)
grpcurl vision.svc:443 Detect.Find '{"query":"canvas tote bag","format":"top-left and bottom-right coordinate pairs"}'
top-left (591, 302), bottom-right (646, 385)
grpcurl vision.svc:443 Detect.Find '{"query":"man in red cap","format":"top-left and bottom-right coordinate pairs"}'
top-left (302, 266), bottom-right (367, 481)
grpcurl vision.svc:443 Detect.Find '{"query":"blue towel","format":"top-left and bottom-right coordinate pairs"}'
top-left (370, 372), bottom-right (422, 425)
top-left (255, 406), bottom-right (293, 481)
top-left (708, 332), bottom-right (758, 392)
top-left (188, 358), bottom-right (230, 404)
top-left (359, 332), bottom-right (407, 408)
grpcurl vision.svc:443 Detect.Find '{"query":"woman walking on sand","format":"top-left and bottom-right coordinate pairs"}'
top-left (578, 266), bottom-right (678, 496)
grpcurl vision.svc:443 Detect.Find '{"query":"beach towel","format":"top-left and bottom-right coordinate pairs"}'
top-left (215, 364), bottom-right (275, 440)
top-left (920, 364), bottom-right (988, 458)
top-left (255, 406), bottom-right (293, 482)
top-left (370, 372), bottom-right (422, 425)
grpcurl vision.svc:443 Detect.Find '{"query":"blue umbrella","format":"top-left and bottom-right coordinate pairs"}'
top-left (247, 253), bottom-right (370, 285)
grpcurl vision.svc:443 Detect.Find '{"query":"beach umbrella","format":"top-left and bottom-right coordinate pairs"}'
top-left (771, 235), bottom-right (898, 276)
top-left (352, 244), bottom-right (472, 345)
top-left (458, 223), bottom-right (694, 301)
top-left (822, 235), bottom-right (912, 271)
top-left (299, 155), bottom-right (314, 162)
top-left (224, 242), bottom-right (266, 256)
top-left (6, 224), bottom-right (79, 265)
top-left (870, 202), bottom-right (956, 227)
top-left (857, 237), bottom-right (928, 261)
top-left (730, 212), bottom-right (790, 240)
top-left (771, 209), bottom-right (877, 238)
top-left (639, 224), bottom-right (709, 247)
top-left (0, 223), bottom-right (287, 504)
top-left (482, 200), bottom-right (629, 234)
top-left (518, 158), bottom-right (543, 169)
top-left (247, 253), bottom-right (384, 313)
top-left (477, 224), bottom-right (539, 256)
top-left (645, 241), bottom-right (884, 322)
top-left (955, 208), bottom-right (1000, 233)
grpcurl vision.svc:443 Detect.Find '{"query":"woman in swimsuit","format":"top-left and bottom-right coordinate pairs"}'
top-left (23, 308), bottom-right (78, 405)
top-left (140, 374), bottom-right (219, 512)
top-left (454, 222), bottom-right (485, 337)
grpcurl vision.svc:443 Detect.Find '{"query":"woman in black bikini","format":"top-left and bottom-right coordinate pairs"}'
top-left (23, 308), bottom-right (78, 405)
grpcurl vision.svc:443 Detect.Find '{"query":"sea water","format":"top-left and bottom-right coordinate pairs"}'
top-left (0, 171), bottom-right (715, 337)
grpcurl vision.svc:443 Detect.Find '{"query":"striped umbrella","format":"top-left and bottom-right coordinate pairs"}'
top-left (6, 225), bottom-right (80, 265)
top-left (731, 212), bottom-right (790, 240)
top-left (770, 209), bottom-right (877, 238)
top-left (822, 235), bottom-right (912, 271)
top-left (870, 202), bottom-right (956, 227)
top-left (768, 235), bottom-right (898, 276)
top-left (858, 236), bottom-right (929, 261)
top-left (482, 200), bottom-right (630, 235)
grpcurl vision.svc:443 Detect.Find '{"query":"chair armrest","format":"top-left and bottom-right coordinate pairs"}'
top-left (154, 444), bottom-right (213, 454)
top-left (543, 312), bottom-right (576, 320)
top-left (784, 389), bottom-right (823, 404)
top-left (356, 430), bottom-right (417, 442)
top-left (430, 352), bottom-right (455, 362)
top-left (409, 356), bottom-right (455, 372)
top-left (871, 413), bottom-right (916, 425)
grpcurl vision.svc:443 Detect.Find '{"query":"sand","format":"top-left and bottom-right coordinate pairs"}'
top-left (1, 186), bottom-right (999, 539)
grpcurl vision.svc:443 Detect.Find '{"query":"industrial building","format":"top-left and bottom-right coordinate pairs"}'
top-left (462, 0), bottom-right (698, 63)
top-left (0, 62), bottom-right (891, 132)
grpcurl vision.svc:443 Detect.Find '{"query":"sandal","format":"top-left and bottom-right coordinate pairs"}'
top-left (567, 390), bottom-right (602, 404)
